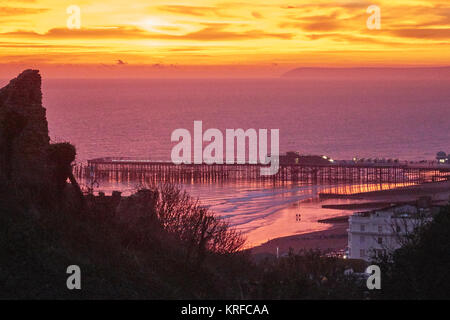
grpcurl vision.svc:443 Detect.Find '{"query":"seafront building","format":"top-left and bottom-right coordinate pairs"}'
top-left (436, 151), bottom-right (449, 164)
top-left (347, 199), bottom-right (439, 261)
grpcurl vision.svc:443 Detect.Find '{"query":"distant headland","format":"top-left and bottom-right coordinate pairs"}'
top-left (282, 66), bottom-right (450, 80)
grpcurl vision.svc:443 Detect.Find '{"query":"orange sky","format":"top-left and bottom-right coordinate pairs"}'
top-left (1, 0), bottom-right (449, 77)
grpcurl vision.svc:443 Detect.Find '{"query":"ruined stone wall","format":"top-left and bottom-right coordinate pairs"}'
top-left (0, 69), bottom-right (51, 185)
top-left (0, 70), bottom-right (79, 200)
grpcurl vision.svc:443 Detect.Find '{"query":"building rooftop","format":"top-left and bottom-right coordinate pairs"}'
top-left (352, 198), bottom-right (442, 219)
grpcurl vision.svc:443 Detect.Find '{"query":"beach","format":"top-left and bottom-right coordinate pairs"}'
top-left (251, 180), bottom-right (450, 256)
top-left (251, 221), bottom-right (348, 256)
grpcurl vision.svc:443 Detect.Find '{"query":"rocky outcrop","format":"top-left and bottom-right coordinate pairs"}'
top-left (0, 70), bottom-right (50, 184)
top-left (0, 70), bottom-right (80, 201)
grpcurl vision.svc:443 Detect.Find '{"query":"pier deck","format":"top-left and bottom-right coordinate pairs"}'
top-left (74, 158), bottom-right (450, 184)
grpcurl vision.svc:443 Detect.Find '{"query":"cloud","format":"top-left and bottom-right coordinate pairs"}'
top-left (278, 7), bottom-right (367, 33)
top-left (182, 25), bottom-right (293, 40)
top-left (281, 1), bottom-right (370, 11)
top-left (157, 5), bottom-right (217, 16)
top-left (0, 25), bottom-right (293, 41)
top-left (0, 27), bottom-right (152, 39)
top-left (251, 11), bottom-right (263, 19)
top-left (389, 28), bottom-right (450, 40)
top-left (155, 5), bottom-right (236, 18)
top-left (6, 0), bottom-right (37, 3)
top-left (305, 33), bottom-right (406, 46)
top-left (168, 47), bottom-right (206, 52)
top-left (0, 6), bottom-right (48, 16)
top-left (0, 41), bottom-right (103, 49)
top-left (280, 21), bottom-right (342, 32)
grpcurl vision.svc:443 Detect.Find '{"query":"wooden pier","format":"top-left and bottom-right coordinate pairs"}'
top-left (74, 157), bottom-right (450, 185)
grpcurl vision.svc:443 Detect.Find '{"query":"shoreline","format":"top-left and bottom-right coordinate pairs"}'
top-left (251, 180), bottom-right (449, 256)
top-left (250, 221), bottom-right (348, 257)
top-left (320, 180), bottom-right (450, 200)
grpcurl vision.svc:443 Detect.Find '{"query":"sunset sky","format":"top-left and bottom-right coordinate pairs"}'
top-left (1, 0), bottom-right (449, 77)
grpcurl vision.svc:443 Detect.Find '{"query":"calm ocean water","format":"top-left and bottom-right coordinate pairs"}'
top-left (41, 79), bottom-right (450, 162)
top-left (24, 78), bottom-right (450, 245)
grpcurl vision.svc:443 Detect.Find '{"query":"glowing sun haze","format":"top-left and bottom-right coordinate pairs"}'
top-left (1, 0), bottom-right (449, 77)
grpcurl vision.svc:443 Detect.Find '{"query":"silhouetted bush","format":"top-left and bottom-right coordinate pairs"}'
top-left (373, 205), bottom-right (450, 299)
top-left (154, 183), bottom-right (245, 265)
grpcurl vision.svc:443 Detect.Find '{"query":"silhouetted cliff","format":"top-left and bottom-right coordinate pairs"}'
top-left (0, 70), bottom-right (80, 200)
top-left (0, 70), bottom-right (50, 183)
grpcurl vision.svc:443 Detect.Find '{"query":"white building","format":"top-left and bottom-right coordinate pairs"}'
top-left (348, 202), bottom-right (436, 261)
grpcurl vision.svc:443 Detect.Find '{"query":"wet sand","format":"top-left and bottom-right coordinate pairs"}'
top-left (251, 222), bottom-right (348, 256)
top-left (251, 180), bottom-right (449, 255)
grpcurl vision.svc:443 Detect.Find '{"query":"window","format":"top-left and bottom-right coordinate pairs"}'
top-left (378, 237), bottom-right (383, 244)
top-left (375, 249), bottom-right (386, 257)
top-left (378, 225), bottom-right (383, 233)
top-left (360, 235), bottom-right (365, 243)
top-left (360, 224), bottom-right (365, 232)
top-left (360, 249), bottom-right (366, 258)
top-left (396, 225), bottom-right (401, 233)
